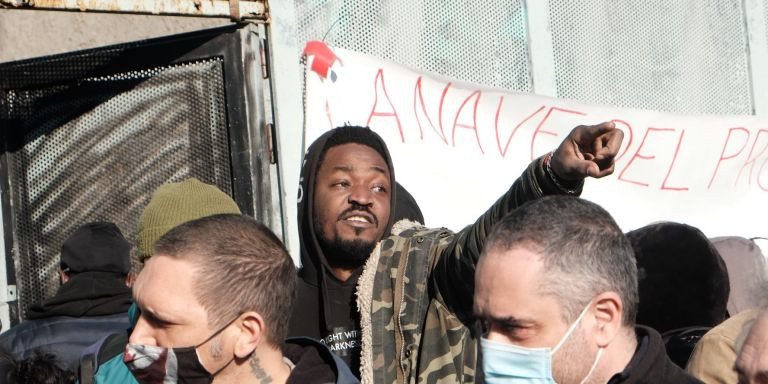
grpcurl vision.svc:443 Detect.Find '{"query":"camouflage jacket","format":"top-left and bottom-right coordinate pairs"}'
top-left (356, 157), bottom-right (580, 384)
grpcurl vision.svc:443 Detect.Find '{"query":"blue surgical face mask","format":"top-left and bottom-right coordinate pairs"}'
top-left (481, 302), bottom-right (604, 384)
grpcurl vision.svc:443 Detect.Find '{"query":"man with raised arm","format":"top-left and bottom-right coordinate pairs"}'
top-left (289, 122), bottom-right (623, 382)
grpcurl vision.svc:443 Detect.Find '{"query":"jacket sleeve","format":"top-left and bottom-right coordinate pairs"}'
top-left (430, 155), bottom-right (584, 324)
top-left (686, 331), bottom-right (738, 384)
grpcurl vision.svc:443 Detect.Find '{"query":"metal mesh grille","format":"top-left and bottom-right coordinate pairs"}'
top-left (0, 48), bottom-right (126, 90)
top-left (547, 0), bottom-right (752, 115)
top-left (765, 0), bottom-right (768, 54)
top-left (1, 59), bottom-right (232, 317)
top-left (294, 0), bottom-right (532, 92)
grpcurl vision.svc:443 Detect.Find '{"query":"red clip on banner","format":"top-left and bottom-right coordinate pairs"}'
top-left (303, 41), bottom-right (342, 82)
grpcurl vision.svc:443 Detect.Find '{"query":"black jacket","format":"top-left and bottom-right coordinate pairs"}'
top-left (0, 271), bottom-right (131, 370)
top-left (608, 326), bottom-right (703, 384)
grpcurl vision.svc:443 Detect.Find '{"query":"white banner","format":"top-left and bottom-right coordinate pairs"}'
top-left (303, 43), bottom-right (768, 238)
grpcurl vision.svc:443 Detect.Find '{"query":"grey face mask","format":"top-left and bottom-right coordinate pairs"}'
top-left (124, 317), bottom-right (239, 384)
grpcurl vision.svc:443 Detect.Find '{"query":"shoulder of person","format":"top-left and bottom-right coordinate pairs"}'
top-left (390, 220), bottom-right (452, 239)
top-left (77, 332), bottom-right (136, 384)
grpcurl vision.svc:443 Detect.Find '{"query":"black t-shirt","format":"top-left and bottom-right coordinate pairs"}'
top-left (318, 275), bottom-right (361, 374)
top-left (288, 270), bottom-right (362, 377)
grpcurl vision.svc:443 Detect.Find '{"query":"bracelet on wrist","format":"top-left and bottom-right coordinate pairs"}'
top-left (545, 151), bottom-right (579, 195)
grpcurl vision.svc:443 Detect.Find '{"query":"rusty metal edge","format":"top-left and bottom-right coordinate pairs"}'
top-left (0, 0), bottom-right (268, 21)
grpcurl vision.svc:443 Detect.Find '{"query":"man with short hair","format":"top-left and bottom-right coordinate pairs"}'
top-left (289, 122), bottom-right (624, 382)
top-left (126, 214), bottom-right (356, 383)
top-left (79, 178), bottom-right (243, 383)
top-left (1, 222), bottom-right (133, 370)
top-left (473, 196), bottom-right (701, 383)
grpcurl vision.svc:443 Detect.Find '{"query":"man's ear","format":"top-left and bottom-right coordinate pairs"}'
top-left (235, 311), bottom-right (265, 359)
top-left (124, 272), bottom-right (137, 288)
top-left (592, 291), bottom-right (624, 348)
top-left (59, 269), bottom-right (70, 285)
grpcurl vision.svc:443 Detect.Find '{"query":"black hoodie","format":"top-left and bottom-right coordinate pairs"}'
top-left (0, 271), bottom-right (132, 369)
top-left (627, 222), bottom-right (730, 333)
top-left (288, 127), bottom-right (397, 376)
top-left (607, 326), bottom-right (703, 383)
top-left (27, 271), bottom-right (132, 319)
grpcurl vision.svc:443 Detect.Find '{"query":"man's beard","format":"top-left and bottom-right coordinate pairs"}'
top-left (553, 324), bottom-right (599, 384)
top-left (314, 203), bottom-right (380, 269)
top-left (317, 232), bottom-right (376, 270)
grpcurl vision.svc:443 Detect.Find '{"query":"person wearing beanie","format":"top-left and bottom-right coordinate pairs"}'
top-left (627, 222), bottom-right (730, 368)
top-left (0, 222), bottom-right (134, 371)
top-left (629, 222), bottom-right (730, 333)
top-left (77, 178), bottom-right (243, 384)
top-left (135, 177), bottom-right (241, 262)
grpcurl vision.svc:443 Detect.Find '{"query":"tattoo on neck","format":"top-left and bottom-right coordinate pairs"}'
top-left (250, 355), bottom-right (273, 384)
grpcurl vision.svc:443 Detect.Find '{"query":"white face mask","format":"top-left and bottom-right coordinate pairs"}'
top-left (481, 302), bottom-right (604, 384)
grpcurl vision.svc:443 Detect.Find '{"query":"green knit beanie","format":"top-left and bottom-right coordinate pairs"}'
top-left (137, 178), bottom-right (241, 262)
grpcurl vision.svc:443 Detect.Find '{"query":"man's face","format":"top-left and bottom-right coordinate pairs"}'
top-left (313, 143), bottom-right (391, 264)
top-left (474, 247), bottom-right (598, 384)
top-left (130, 255), bottom-right (230, 373)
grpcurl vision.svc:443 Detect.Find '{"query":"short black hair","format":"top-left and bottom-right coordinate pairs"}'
top-left (11, 350), bottom-right (75, 384)
top-left (317, 126), bottom-right (389, 170)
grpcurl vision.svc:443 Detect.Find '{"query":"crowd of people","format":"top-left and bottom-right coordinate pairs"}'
top-left (0, 122), bottom-right (766, 384)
